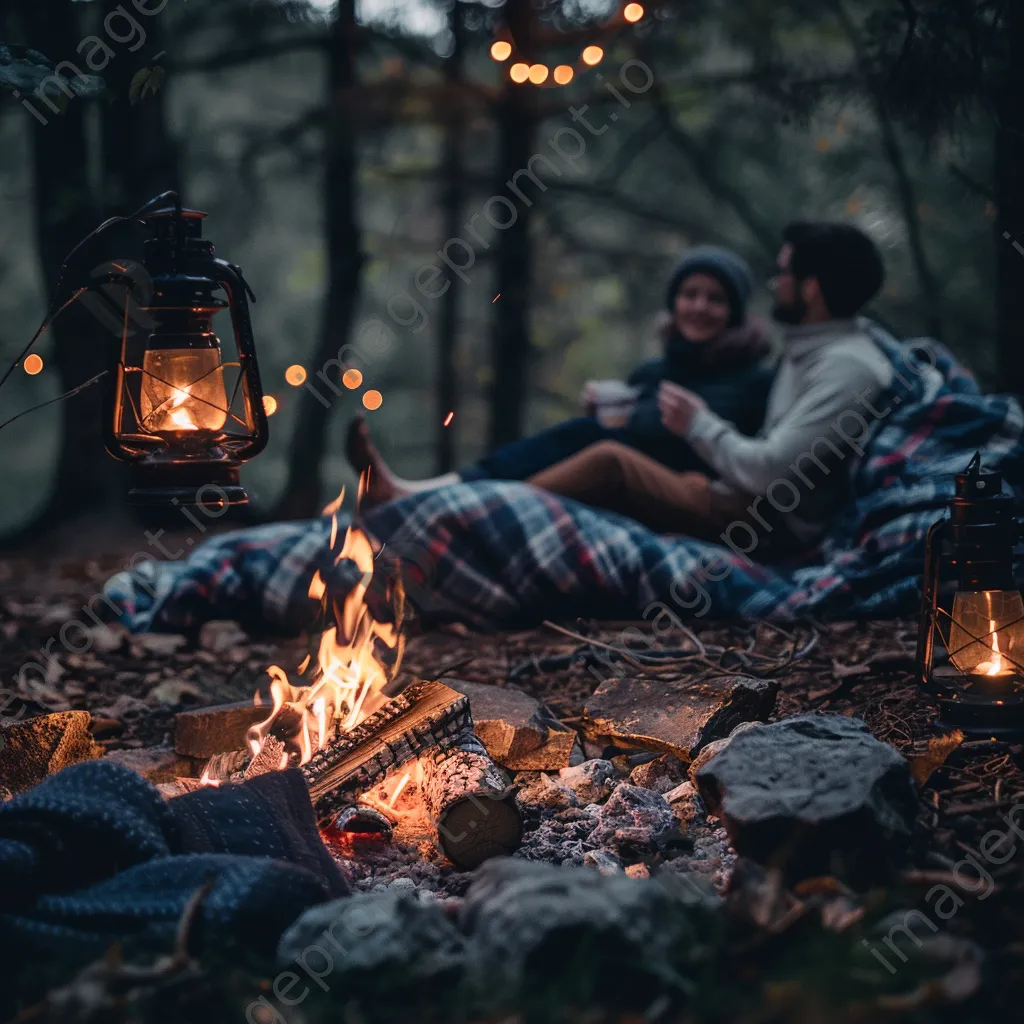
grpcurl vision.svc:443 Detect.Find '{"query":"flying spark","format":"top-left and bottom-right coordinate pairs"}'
top-left (443, 411), bottom-right (454, 427)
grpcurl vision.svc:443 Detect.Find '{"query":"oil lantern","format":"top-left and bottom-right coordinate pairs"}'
top-left (917, 453), bottom-right (1024, 735)
top-left (100, 194), bottom-right (268, 505)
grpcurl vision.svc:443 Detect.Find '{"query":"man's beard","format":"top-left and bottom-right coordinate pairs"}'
top-left (772, 294), bottom-right (807, 325)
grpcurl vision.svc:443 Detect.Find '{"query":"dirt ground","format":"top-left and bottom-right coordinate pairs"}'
top-left (3, 541), bottom-right (1024, 1021)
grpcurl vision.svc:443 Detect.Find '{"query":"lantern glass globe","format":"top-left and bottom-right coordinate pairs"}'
top-left (946, 589), bottom-right (1024, 677)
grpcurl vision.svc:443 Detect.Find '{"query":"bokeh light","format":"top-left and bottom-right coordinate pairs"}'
top-left (285, 364), bottom-right (307, 386)
top-left (553, 65), bottom-right (574, 85)
top-left (262, 395), bottom-right (278, 416)
top-left (582, 45), bottom-right (604, 66)
top-left (23, 354), bottom-right (44, 375)
top-left (342, 368), bottom-right (363, 389)
top-left (624, 3), bottom-right (645, 23)
top-left (490, 41), bottom-right (512, 62)
top-left (528, 64), bottom-right (549, 84)
top-left (509, 63), bottom-right (530, 83)
top-left (362, 390), bottom-right (383, 411)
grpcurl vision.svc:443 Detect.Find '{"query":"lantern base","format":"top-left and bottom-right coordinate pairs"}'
top-left (126, 461), bottom-right (248, 507)
top-left (927, 671), bottom-right (1024, 739)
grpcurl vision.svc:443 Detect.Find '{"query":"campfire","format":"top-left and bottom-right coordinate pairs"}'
top-left (246, 478), bottom-right (405, 768)
top-left (190, 475), bottom-right (522, 869)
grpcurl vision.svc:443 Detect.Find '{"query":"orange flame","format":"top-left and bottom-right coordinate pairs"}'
top-left (247, 473), bottom-right (404, 767)
top-left (978, 618), bottom-right (1007, 676)
top-left (167, 385), bottom-right (198, 431)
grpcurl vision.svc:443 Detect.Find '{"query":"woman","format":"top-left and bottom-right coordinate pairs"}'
top-left (346, 246), bottom-right (774, 507)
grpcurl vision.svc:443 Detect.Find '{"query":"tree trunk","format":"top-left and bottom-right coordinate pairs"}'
top-left (995, 0), bottom-right (1024, 396)
top-left (487, 0), bottom-right (535, 450)
top-left (436, 0), bottom-right (466, 473)
top-left (273, 1), bottom-right (363, 519)
top-left (99, 1), bottom-right (181, 214)
top-left (4, 0), bottom-right (116, 544)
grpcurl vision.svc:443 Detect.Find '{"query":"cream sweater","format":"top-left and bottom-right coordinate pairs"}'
top-left (684, 318), bottom-right (894, 542)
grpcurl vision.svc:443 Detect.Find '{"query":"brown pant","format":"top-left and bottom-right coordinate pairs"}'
top-left (528, 440), bottom-right (797, 553)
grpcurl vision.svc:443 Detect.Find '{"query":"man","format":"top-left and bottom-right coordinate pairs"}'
top-left (346, 245), bottom-right (773, 505)
top-left (526, 221), bottom-right (894, 551)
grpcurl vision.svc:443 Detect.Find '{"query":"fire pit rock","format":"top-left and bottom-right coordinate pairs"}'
top-left (693, 713), bottom-right (919, 881)
top-left (588, 783), bottom-right (680, 856)
top-left (557, 758), bottom-right (621, 803)
top-left (277, 886), bottom-right (465, 1010)
top-left (458, 858), bottom-right (722, 1017)
top-left (582, 674), bottom-right (779, 761)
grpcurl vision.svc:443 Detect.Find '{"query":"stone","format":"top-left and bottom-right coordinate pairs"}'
top-left (277, 889), bottom-right (465, 1010)
top-left (558, 758), bottom-right (621, 803)
top-left (583, 849), bottom-right (623, 874)
top-left (630, 753), bottom-right (686, 792)
top-left (458, 858), bottom-right (721, 1016)
top-left (174, 699), bottom-right (266, 758)
top-left (687, 721), bottom-right (761, 785)
top-left (582, 674), bottom-right (778, 761)
top-left (515, 772), bottom-right (578, 811)
top-left (0, 711), bottom-right (104, 795)
top-left (589, 783), bottom-right (680, 856)
top-left (664, 781), bottom-right (703, 828)
top-left (445, 679), bottom-right (576, 770)
top-left (693, 714), bottom-right (919, 882)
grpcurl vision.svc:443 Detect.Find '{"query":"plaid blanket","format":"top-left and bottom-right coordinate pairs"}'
top-left (108, 323), bottom-right (1024, 633)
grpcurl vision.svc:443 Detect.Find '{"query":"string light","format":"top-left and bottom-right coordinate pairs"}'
top-left (23, 354), bottom-right (44, 375)
top-left (262, 395), bottom-right (278, 416)
top-left (342, 368), bottom-right (363, 389)
top-left (624, 3), bottom-right (645, 22)
top-left (582, 45), bottom-right (604, 66)
top-left (285, 364), bottom-right (307, 386)
top-left (490, 40), bottom-right (512, 62)
top-left (553, 65), bottom-right (574, 85)
top-left (509, 62), bottom-right (530, 83)
top-left (362, 390), bottom-right (383, 411)
top-left (528, 64), bottom-right (549, 84)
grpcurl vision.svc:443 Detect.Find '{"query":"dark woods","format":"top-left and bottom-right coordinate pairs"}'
top-left (0, 0), bottom-right (1019, 537)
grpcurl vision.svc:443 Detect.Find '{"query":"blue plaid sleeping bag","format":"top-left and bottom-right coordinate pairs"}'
top-left (108, 323), bottom-right (1024, 634)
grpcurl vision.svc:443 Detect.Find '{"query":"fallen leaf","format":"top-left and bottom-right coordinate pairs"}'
top-left (199, 620), bottom-right (249, 654)
top-left (147, 679), bottom-right (205, 707)
top-left (909, 730), bottom-right (964, 787)
top-left (131, 633), bottom-right (187, 657)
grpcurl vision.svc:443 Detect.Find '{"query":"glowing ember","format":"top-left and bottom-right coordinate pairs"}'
top-left (247, 473), bottom-right (404, 767)
top-left (977, 618), bottom-right (1008, 676)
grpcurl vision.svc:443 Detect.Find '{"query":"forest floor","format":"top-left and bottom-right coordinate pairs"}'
top-left (2, 541), bottom-right (1024, 1022)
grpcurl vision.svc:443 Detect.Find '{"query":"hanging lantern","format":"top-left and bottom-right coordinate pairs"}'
top-left (100, 195), bottom-right (268, 506)
top-left (917, 453), bottom-right (1024, 735)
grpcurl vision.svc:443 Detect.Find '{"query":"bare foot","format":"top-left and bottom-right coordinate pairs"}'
top-left (345, 416), bottom-right (410, 508)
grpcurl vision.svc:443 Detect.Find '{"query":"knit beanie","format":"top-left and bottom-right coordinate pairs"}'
top-left (665, 246), bottom-right (754, 327)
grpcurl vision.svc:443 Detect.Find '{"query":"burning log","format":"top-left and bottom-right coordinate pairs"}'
top-left (300, 680), bottom-right (472, 823)
top-left (245, 736), bottom-right (288, 779)
top-left (175, 701), bottom-right (267, 758)
top-left (0, 711), bottom-right (104, 796)
top-left (419, 730), bottom-right (523, 869)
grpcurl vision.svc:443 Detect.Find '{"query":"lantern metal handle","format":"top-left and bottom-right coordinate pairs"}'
top-left (207, 257), bottom-right (269, 460)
